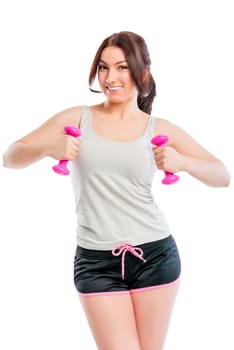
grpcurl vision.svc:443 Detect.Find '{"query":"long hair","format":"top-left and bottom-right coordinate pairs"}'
top-left (89, 31), bottom-right (156, 114)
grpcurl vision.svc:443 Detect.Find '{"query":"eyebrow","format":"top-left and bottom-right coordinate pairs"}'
top-left (99, 59), bottom-right (127, 65)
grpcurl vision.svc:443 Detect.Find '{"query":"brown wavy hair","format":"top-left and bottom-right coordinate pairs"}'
top-left (89, 31), bottom-right (156, 114)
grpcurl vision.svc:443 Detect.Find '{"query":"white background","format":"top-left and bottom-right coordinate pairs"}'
top-left (0, 0), bottom-right (233, 349)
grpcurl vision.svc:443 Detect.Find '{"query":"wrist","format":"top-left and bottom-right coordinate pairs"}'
top-left (43, 140), bottom-right (55, 158)
top-left (180, 154), bottom-right (194, 172)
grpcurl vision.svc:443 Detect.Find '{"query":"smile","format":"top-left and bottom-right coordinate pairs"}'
top-left (106, 86), bottom-right (122, 91)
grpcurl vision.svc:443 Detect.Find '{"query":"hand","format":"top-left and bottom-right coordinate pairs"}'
top-left (46, 134), bottom-right (81, 160)
top-left (152, 145), bottom-right (185, 173)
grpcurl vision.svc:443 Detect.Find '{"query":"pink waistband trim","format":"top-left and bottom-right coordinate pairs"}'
top-left (112, 244), bottom-right (146, 280)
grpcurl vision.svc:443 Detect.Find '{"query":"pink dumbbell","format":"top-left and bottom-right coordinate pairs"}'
top-left (151, 134), bottom-right (180, 185)
top-left (52, 126), bottom-right (82, 175)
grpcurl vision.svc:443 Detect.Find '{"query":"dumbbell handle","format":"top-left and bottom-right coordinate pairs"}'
top-left (151, 135), bottom-right (180, 185)
top-left (52, 126), bottom-right (82, 175)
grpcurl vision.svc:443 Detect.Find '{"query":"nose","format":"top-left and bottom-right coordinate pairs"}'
top-left (105, 68), bottom-right (116, 84)
top-left (105, 78), bottom-right (114, 84)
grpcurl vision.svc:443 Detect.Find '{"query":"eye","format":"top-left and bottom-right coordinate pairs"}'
top-left (118, 65), bottom-right (128, 70)
top-left (98, 64), bottom-right (108, 71)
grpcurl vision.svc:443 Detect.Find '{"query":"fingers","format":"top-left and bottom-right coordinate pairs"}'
top-left (152, 145), bottom-right (168, 169)
top-left (152, 145), bottom-right (165, 160)
top-left (62, 136), bottom-right (81, 160)
top-left (70, 139), bottom-right (81, 160)
top-left (152, 145), bottom-right (181, 173)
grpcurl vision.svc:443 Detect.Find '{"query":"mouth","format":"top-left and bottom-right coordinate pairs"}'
top-left (106, 86), bottom-right (122, 92)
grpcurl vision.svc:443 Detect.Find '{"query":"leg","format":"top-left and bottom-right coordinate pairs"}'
top-left (79, 292), bottom-right (141, 350)
top-left (131, 279), bottom-right (180, 350)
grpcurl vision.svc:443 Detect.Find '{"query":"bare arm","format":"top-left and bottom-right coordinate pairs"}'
top-left (2, 106), bottom-right (82, 169)
top-left (153, 118), bottom-right (230, 187)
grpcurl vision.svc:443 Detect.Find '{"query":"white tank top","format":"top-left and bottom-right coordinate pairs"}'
top-left (70, 105), bottom-right (170, 250)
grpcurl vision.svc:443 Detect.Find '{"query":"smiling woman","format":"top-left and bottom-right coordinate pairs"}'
top-left (89, 32), bottom-right (155, 115)
top-left (98, 48), bottom-right (137, 103)
top-left (2, 30), bottom-right (230, 350)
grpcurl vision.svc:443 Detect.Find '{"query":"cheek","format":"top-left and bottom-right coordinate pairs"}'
top-left (97, 74), bottom-right (106, 90)
top-left (128, 82), bottom-right (138, 95)
top-left (124, 75), bottom-right (137, 91)
top-left (97, 72), bottom-right (104, 82)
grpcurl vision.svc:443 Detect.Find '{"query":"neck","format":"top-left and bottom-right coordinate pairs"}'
top-left (102, 100), bottom-right (141, 120)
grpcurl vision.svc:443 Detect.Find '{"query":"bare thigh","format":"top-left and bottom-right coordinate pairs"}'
top-left (79, 293), bottom-right (141, 350)
top-left (131, 279), bottom-right (180, 350)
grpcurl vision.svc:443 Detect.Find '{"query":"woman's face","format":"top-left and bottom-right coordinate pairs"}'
top-left (98, 46), bottom-right (138, 103)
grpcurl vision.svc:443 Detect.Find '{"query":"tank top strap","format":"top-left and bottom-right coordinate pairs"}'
top-left (145, 115), bottom-right (157, 139)
top-left (80, 105), bottom-right (89, 129)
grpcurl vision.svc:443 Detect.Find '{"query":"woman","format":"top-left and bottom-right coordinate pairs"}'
top-left (3, 31), bottom-right (230, 350)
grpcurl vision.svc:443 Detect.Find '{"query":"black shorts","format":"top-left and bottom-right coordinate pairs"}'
top-left (73, 235), bottom-right (181, 296)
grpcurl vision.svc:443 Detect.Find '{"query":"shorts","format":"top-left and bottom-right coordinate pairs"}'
top-left (73, 234), bottom-right (181, 296)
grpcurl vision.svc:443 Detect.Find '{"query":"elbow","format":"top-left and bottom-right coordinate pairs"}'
top-left (202, 162), bottom-right (231, 188)
top-left (221, 162), bottom-right (231, 187)
top-left (223, 171), bottom-right (231, 187)
top-left (2, 154), bottom-right (9, 168)
top-left (2, 151), bottom-right (21, 169)
top-left (2, 146), bottom-right (14, 168)
top-left (2, 143), bottom-right (25, 169)
top-left (215, 166), bottom-right (231, 188)
top-left (212, 160), bottom-right (231, 188)
top-left (2, 158), bottom-right (14, 169)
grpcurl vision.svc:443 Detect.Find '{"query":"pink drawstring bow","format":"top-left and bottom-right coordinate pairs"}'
top-left (112, 244), bottom-right (146, 280)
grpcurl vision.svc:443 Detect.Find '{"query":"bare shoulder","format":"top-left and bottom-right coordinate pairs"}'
top-left (154, 117), bottom-right (183, 142)
top-left (47, 105), bottom-right (83, 128)
top-left (154, 117), bottom-right (219, 161)
top-left (16, 105), bottom-right (83, 144)
top-left (153, 117), bottom-right (177, 131)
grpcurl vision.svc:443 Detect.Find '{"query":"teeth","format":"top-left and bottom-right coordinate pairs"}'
top-left (108, 86), bottom-right (122, 91)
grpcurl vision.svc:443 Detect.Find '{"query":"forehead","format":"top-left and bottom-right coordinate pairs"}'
top-left (100, 46), bottom-right (127, 64)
